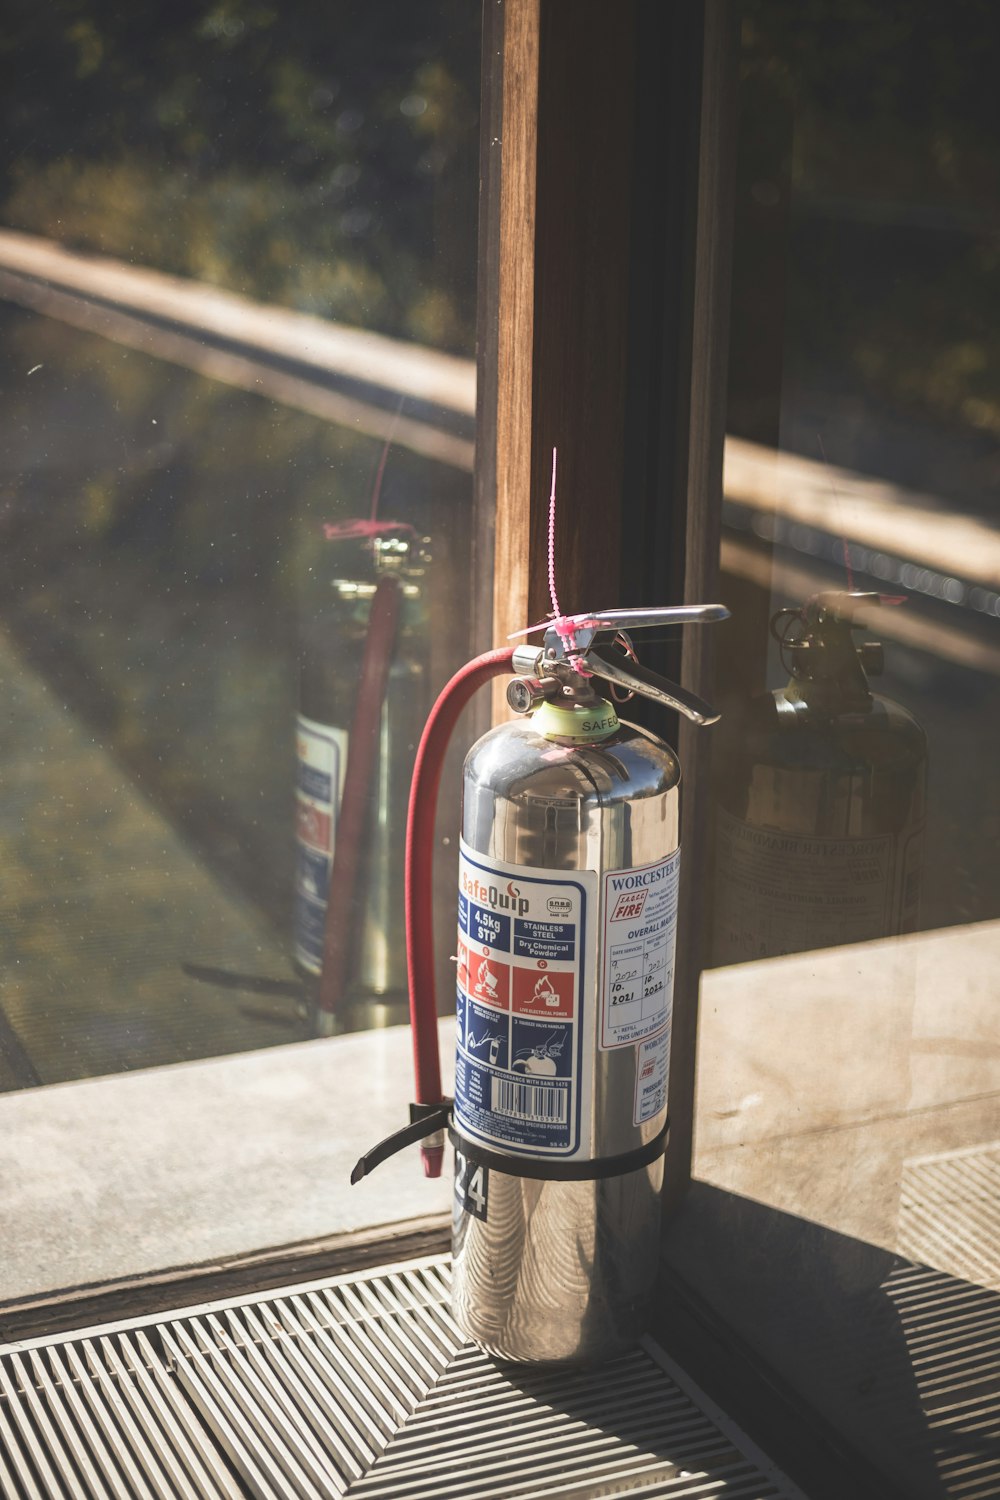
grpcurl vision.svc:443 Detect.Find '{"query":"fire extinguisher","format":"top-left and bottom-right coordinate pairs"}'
top-left (711, 590), bottom-right (926, 966)
top-left (295, 521), bottom-right (431, 1033)
top-left (353, 602), bottom-right (728, 1364)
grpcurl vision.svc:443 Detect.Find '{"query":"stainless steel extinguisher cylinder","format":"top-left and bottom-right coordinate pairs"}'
top-left (451, 715), bottom-right (680, 1364)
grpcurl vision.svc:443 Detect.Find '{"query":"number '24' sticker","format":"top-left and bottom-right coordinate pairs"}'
top-left (455, 1148), bottom-right (489, 1222)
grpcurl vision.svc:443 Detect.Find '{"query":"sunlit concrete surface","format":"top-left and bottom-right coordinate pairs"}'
top-left (695, 919), bottom-right (1000, 1276)
top-left (0, 1018), bottom-right (455, 1304)
top-left (0, 622), bottom-right (306, 1087)
top-left (0, 613), bottom-right (459, 1315)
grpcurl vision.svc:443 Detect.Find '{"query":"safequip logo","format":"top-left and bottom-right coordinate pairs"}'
top-left (462, 871), bottom-right (530, 917)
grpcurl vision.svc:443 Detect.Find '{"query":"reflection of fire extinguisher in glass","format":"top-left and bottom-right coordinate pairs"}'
top-left (295, 522), bottom-right (431, 1033)
top-left (711, 591), bottom-right (926, 966)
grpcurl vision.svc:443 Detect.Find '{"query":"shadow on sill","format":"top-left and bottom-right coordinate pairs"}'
top-left (0, 1213), bottom-right (450, 1346)
top-left (656, 1180), bottom-right (996, 1500)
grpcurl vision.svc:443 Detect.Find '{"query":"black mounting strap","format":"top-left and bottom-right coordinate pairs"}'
top-left (350, 1101), bottom-right (452, 1184)
top-left (448, 1121), bottom-right (669, 1182)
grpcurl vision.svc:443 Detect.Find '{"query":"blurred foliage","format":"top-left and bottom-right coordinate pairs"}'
top-left (0, 0), bottom-right (479, 618)
top-left (735, 0), bottom-right (1000, 450)
top-left (0, 0), bottom-right (480, 933)
top-left (0, 0), bottom-right (479, 352)
top-left (742, 0), bottom-right (1000, 205)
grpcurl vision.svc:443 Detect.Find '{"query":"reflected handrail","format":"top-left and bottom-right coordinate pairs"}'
top-left (0, 227), bottom-right (476, 471)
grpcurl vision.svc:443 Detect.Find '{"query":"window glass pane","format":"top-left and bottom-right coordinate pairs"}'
top-left (677, 6), bottom-right (1000, 1493)
top-left (0, 2), bottom-right (480, 1089)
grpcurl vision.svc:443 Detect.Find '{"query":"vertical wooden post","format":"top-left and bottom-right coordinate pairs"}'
top-left (669, 0), bottom-right (741, 1204)
top-left (477, 0), bottom-right (738, 1206)
top-left (491, 0), bottom-right (541, 652)
top-left (485, 0), bottom-right (636, 662)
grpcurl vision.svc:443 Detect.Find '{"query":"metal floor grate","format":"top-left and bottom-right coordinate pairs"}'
top-left (0, 1254), bottom-right (802, 1499)
top-left (348, 1340), bottom-right (792, 1499)
top-left (883, 1261), bottom-right (1000, 1500)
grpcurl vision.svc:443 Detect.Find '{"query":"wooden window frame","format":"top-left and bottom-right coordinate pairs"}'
top-left (475, 0), bottom-right (738, 1201)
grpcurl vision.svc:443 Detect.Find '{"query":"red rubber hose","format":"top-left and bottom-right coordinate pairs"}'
top-left (406, 647), bottom-right (516, 1176)
top-left (318, 575), bottom-right (401, 1021)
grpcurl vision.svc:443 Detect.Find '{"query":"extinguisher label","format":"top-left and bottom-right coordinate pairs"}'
top-left (634, 1027), bottom-right (670, 1126)
top-left (600, 850), bottom-right (680, 1049)
top-left (294, 715), bottom-right (348, 974)
top-left (454, 841), bottom-right (597, 1157)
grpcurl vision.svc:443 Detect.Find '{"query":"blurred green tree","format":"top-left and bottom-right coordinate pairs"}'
top-left (0, 0), bottom-right (479, 351)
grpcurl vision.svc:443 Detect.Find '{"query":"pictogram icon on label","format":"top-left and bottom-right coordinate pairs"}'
top-left (464, 1002), bottom-right (509, 1069)
top-left (512, 965), bottom-right (574, 1018)
top-left (454, 841), bottom-right (596, 1158)
top-left (468, 948), bottom-right (511, 1009)
top-left (601, 849), bottom-right (680, 1049)
top-left (456, 937), bottom-right (470, 994)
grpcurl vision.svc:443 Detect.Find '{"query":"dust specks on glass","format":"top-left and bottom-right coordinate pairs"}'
top-left (0, 1), bottom-right (481, 1087)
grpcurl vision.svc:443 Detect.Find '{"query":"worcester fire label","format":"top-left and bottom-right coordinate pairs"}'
top-left (454, 840), bottom-right (596, 1157)
top-left (600, 849), bottom-right (680, 1049)
top-left (634, 1028), bottom-right (670, 1126)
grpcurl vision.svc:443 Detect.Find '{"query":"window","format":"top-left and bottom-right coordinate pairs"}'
top-left (0, 0), bottom-right (481, 1303)
top-left (661, 7), bottom-right (1000, 1496)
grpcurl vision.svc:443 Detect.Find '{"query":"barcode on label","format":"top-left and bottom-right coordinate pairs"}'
top-left (491, 1078), bottom-right (568, 1123)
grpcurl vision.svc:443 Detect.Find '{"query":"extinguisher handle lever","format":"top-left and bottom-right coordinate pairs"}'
top-left (538, 604), bottom-right (728, 657)
top-left (585, 649), bottom-right (721, 725)
top-left (578, 604), bottom-right (730, 634)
